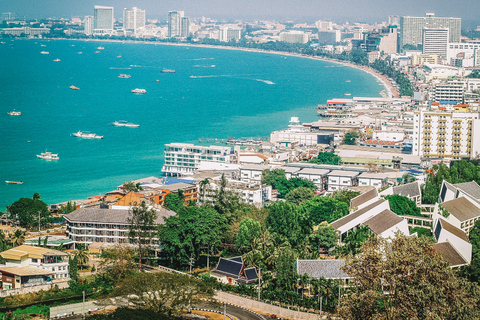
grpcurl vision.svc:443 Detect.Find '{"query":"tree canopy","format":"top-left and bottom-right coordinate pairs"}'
top-left (337, 234), bottom-right (480, 320)
top-left (309, 152), bottom-right (341, 165)
top-left (127, 202), bottom-right (158, 268)
top-left (300, 196), bottom-right (349, 224)
top-left (236, 218), bottom-right (262, 254)
top-left (7, 193), bottom-right (52, 229)
top-left (285, 187), bottom-right (315, 205)
top-left (385, 194), bottom-right (422, 217)
top-left (460, 220), bottom-right (480, 284)
top-left (343, 131), bottom-right (359, 145)
top-left (266, 202), bottom-right (311, 247)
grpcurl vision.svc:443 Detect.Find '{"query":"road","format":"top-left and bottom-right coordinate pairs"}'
top-left (198, 302), bottom-right (266, 320)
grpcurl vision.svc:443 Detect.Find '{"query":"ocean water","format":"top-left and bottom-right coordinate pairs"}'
top-left (0, 39), bottom-right (384, 210)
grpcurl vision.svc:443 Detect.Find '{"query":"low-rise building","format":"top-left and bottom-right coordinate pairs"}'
top-left (211, 256), bottom-right (258, 285)
top-left (327, 170), bottom-right (360, 191)
top-left (357, 172), bottom-right (389, 189)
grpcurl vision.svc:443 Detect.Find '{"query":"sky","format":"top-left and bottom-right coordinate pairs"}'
top-left (1, 0), bottom-right (479, 25)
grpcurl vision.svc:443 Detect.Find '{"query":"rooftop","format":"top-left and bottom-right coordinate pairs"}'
top-left (362, 209), bottom-right (403, 235)
top-left (327, 170), bottom-right (360, 177)
top-left (433, 242), bottom-right (468, 268)
top-left (392, 181), bottom-right (422, 199)
top-left (453, 181), bottom-right (480, 200)
top-left (439, 219), bottom-right (469, 242)
top-left (296, 259), bottom-right (351, 279)
top-left (0, 245), bottom-right (67, 261)
top-left (0, 266), bottom-right (53, 276)
top-left (64, 207), bottom-right (175, 225)
top-left (440, 197), bottom-right (480, 223)
top-left (331, 199), bottom-right (386, 230)
top-left (350, 187), bottom-right (377, 209)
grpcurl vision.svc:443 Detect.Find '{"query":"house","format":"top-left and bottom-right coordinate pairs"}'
top-left (0, 245), bottom-right (69, 287)
top-left (326, 170), bottom-right (360, 191)
top-left (296, 168), bottom-right (330, 190)
top-left (211, 256), bottom-right (258, 285)
top-left (240, 164), bottom-right (271, 183)
top-left (361, 209), bottom-right (409, 239)
top-left (433, 218), bottom-right (472, 266)
top-left (439, 180), bottom-right (480, 204)
top-left (436, 196), bottom-right (480, 237)
top-left (0, 266), bottom-right (52, 290)
top-left (380, 181), bottom-right (422, 205)
top-left (357, 172), bottom-right (389, 189)
top-left (64, 207), bottom-right (175, 247)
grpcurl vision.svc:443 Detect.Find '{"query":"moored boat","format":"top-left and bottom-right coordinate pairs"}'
top-left (37, 150), bottom-right (59, 160)
top-left (40, 51), bottom-right (49, 54)
top-left (113, 120), bottom-right (140, 127)
top-left (70, 85), bottom-right (80, 90)
top-left (72, 131), bottom-right (104, 139)
top-left (96, 46), bottom-right (104, 50)
top-left (5, 181), bottom-right (23, 184)
top-left (131, 88), bottom-right (146, 94)
top-left (7, 110), bottom-right (21, 116)
top-left (118, 74), bottom-right (131, 79)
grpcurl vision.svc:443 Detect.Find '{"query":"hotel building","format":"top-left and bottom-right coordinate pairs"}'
top-left (94, 5), bottom-right (114, 32)
top-left (123, 7), bottom-right (145, 33)
top-left (400, 13), bottom-right (461, 47)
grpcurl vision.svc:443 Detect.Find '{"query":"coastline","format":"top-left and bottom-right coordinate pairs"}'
top-left (53, 38), bottom-right (397, 98)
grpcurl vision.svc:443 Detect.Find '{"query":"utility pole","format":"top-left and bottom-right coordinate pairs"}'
top-left (82, 291), bottom-right (85, 319)
top-left (189, 254), bottom-right (195, 274)
top-left (257, 267), bottom-right (261, 301)
top-left (207, 244), bottom-right (210, 272)
top-left (38, 211), bottom-right (41, 233)
top-left (319, 294), bottom-right (323, 315)
top-left (223, 303), bottom-right (226, 320)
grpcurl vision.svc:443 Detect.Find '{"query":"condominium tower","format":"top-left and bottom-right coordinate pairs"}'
top-left (94, 5), bottom-right (114, 32)
top-left (168, 11), bottom-right (189, 38)
top-left (123, 7), bottom-right (146, 32)
top-left (423, 28), bottom-right (449, 59)
top-left (400, 13), bottom-right (461, 48)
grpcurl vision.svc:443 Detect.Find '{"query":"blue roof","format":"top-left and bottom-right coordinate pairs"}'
top-left (157, 177), bottom-right (196, 185)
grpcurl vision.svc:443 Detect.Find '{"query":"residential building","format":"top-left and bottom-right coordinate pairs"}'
top-left (211, 256), bottom-right (258, 285)
top-left (411, 53), bottom-right (439, 65)
top-left (219, 27), bottom-right (242, 42)
top-left (1, 26), bottom-right (49, 37)
top-left (296, 167), bottom-right (330, 190)
top-left (180, 17), bottom-right (190, 37)
top-left (315, 20), bottom-right (333, 31)
top-left (412, 108), bottom-right (480, 159)
top-left (431, 82), bottom-right (464, 103)
top-left (161, 143), bottom-right (233, 176)
top-left (433, 218), bottom-right (472, 266)
top-left (380, 181), bottom-right (422, 205)
top-left (437, 196), bottom-right (480, 237)
top-left (64, 207), bottom-right (175, 246)
top-left (240, 164), bottom-right (270, 183)
top-left (279, 31), bottom-right (309, 44)
top-left (378, 26), bottom-right (398, 54)
top-left (326, 170), bottom-right (360, 191)
top-left (357, 172), bottom-right (388, 189)
top-left (349, 187), bottom-right (378, 210)
top-left (400, 13), bottom-right (461, 48)
top-left (447, 42), bottom-right (480, 67)
top-left (94, 5), bottom-right (114, 32)
top-left (83, 16), bottom-right (94, 35)
top-left (0, 245), bottom-right (69, 287)
top-left (123, 7), bottom-right (145, 33)
top-left (168, 11), bottom-right (187, 38)
top-left (422, 28), bottom-right (449, 59)
top-left (270, 117), bottom-right (335, 147)
top-left (318, 30), bottom-right (340, 45)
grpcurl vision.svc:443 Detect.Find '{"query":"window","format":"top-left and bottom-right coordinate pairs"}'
top-left (32, 258), bottom-right (38, 263)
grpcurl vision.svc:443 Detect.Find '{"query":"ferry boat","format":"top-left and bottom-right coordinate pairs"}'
top-left (37, 150), bottom-right (59, 160)
top-left (118, 74), bottom-right (131, 79)
top-left (40, 51), bottom-right (49, 54)
top-left (72, 131), bottom-right (104, 139)
top-left (131, 88), bottom-right (146, 94)
top-left (70, 85), bottom-right (80, 90)
top-left (53, 59), bottom-right (61, 62)
top-left (5, 181), bottom-right (23, 185)
top-left (113, 120), bottom-right (140, 127)
top-left (7, 110), bottom-right (21, 116)
top-left (161, 69), bottom-right (175, 73)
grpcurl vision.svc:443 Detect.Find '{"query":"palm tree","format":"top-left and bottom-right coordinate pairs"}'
top-left (32, 193), bottom-right (41, 201)
top-left (199, 178), bottom-right (210, 203)
top-left (75, 248), bottom-right (90, 270)
top-left (10, 229), bottom-right (25, 247)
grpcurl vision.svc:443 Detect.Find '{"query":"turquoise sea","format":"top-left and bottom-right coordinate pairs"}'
top-left (0, 39), bottom-right (384, 210)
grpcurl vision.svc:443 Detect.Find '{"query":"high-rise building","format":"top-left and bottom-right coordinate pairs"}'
top-left (400, 13), bottom-right (461, 48)
top-left (83, 16), bottom-right (94, 35)
top-left (318, 30), bottom-right (341, 45)
top-left (279, 31), bottom-right (309, 44)
top-left (168, 11), bottom-right (184, 37)
top-left (219, 27), bottom-right (242, 42)
top-left (1, 12), bottom-right (17, 22)
top-left (180, 17), bottom-right (190, 37)
top-left (422, 28), bottom-right (449, 59)
top-left (123, 7), bottom-right (145, 32)
top-left (315, 20), bottom-right (333, 31)
top-left (94, 5), bottom-right (114, 32)
top-left (388, 15), bottom-right (400, 27)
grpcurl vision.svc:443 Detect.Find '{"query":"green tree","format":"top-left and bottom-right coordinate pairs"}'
top-left (385, 194), bottom-right (422, 217)
top-left (69, 255), bottom-right (79, 282)
top-left (276, 177), bottom-right (316, 198)
top-left (99, 244), bottom-right (136, 281)
top-left (159, 206), bottom-right (228, 267)
top-left (86, 307), bottom-right (172, 320)
top-left (349, 49), bottom-right (368, 65)
top-left (330, 190), bottom-right (361, 205)
top-left (266, 202), bottom-right (311, 247)
top-left (74, 247), bottom-right (89, 270)
top-left (285, 187), bottom-right (315, 205)
top-left (112, 273), bottom-right (214, 315)
top-left (343, 131), bottom-right (359, 145)
top-left (7, 193), bottom-right (52, 229)
top-left (309, 221), bottom-right (339, 251)
top-left (236, 218), bottom-right (262, 253)
top-left (460, 220), bottom-right (480, 283)
top-left (337, 234), bottom-right (480, 320)
top-left (122, 181), bottom-right (143, 192)
top-left (212, 174), bottom-right (243, 222)
top-left (9, 229), bottom-right (25, 247)
top-left (261, 168), bottom-right (286, 186)
top-left (127, 202), bottom-right (158, 269)
top-left (300, 196), bottom-right (349, 224)
top-left (198, 178), bottom-right (210, 203)
top-left (164, 193), bottom-right (183, 212)
top-left (334, 225), bottom-right (372, 257)
top-left (309, 152), bottom-right (341, 165)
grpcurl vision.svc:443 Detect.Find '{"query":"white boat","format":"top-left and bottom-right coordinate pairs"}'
top-left (53, 58), bottom-right (61, 62)
top-left (118, 74), bottom-right (131, 79)
top-left (72, 131), bottom-right (104, 139)
top-left (77, 52), bottom-right (83, 54)
top-left (5, 181), bottom-right (23, 185)
top-left (70, 85), bottom-right (80, 90)
top-left (96, 46), bottom-right (104, 50)
top-left (131, 88), bottom-right (146, 94)
top-left (40, 51), bottom-right (49, 54)
top-left (113, 120), bottom-right (140, 127)
top-left (117, 55), bottom-right (122, 58)
top-left (37, 150), bottom-right (59, 160)
top-left (7, 110), bottom-right (21, 116)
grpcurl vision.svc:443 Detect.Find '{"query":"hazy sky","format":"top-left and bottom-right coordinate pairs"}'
top-left (1, 0), bottom-right (479, 24)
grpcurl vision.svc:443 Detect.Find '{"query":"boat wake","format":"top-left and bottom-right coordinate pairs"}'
top-left (255, 79), bottom-right (275, 85)
top-left (110, 67), bottom-right (132, 70)
top-left (190, 75), bottom-right (219, 79)
top-left (193, 58), bottom-right (215, 61)
top-left (193, 65), bottom-right (216, 68)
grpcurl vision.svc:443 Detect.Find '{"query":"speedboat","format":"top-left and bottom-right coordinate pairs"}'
top-left (118, 74), bottom-right (131, 79)
top-left (96, 46), bottom-right (104, 50)
top-left (161, 69), bottom-right (175, 73)
top-left (131, 88), bottom-right (146, 94)
top-left (5, 181), bottom-right (23, 184)
top-left (37, 150), bottom-right (59, 160)
top-left (53, 58), bottom-right (61, 62)
top-left (72, 131), bottom-right (104, 139)
top-left (113, 120), bottom-right (140, 127)
top-left (7, 110), bottom-right (21, 116)
top-left (40, 51), bottom-right (49, 54)
top-left (70, 85), bottom-right (80, 90)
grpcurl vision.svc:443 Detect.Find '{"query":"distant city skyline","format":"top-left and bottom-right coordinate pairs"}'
top-left (1, 0), bottom-right (479, 25)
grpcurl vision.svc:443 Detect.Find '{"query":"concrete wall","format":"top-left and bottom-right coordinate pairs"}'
top-left (215, 291), bottom-right (328, 320)
top-left (0, 281), bottom-right (69, 298)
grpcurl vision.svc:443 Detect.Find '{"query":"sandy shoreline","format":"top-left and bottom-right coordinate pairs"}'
top-left (53, 38), bottom-right (397, 98)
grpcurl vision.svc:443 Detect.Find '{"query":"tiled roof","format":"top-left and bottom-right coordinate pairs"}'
top-left (433, 242), bottom-right (468, 267)
top-left (64, 207), bottom-right (175, 225)
top-left (230, 256), bottom-right (243, 263)
top-left (350, 187), bottom-right (377, 209)
top-left (244, 267), bottom-right (258, 280)
top-left (0, 266), bottom-right (53, 276)
top-left (453, 181), bottom-right (480, 200)
top-left (241, 164), bottom-right (270, 171)
top-left (331, 199), bottom-right (386, 230)
top-left (439, 219), bottom-right (469, 242)
top-left (296, 259), bottom-right (351, 279)
top-left (0, 245), bottom-right (67, 261)
top-left (392, 181), bottom-right (421, 199)
top-left (327, 170), bottom-right (360, 178)
top-left (440, 197), bottom-right (480, 223)
top-left (361, 209), bottom-right (403, 235)
top-left (114, 191), bottom-right (144, 206)
top-left (297, 168), bottom-right (330, 175)
top-left (212, 257), bottom-right (243, 278)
